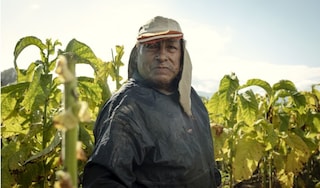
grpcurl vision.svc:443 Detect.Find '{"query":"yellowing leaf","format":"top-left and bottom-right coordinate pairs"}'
top-left (313, 115), bottom-right (320, 132)
top-left (211, 125), bottom-right (231, 160)
top-left (277, 169), bottom-right (294, 188)
top-left (232, 136), bottom-right (264, 181)
top-left (284, 132), bottom-right (311, 174)
top-left (1, 116), bottom-right (28, 138)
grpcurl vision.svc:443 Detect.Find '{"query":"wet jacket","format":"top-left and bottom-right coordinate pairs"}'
top-left (83, 78), bottom-right (221, 188)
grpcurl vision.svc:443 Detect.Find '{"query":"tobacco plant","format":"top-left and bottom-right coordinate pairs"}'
top-left (1, 36), bottom-right (124, 187)
top-left (207, 73), bottom-right (320, 187)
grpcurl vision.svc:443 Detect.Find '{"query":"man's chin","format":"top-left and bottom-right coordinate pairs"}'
top-left (152, 77), bottom-right (172, 86)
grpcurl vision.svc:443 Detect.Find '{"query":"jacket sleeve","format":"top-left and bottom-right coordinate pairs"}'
top-left (83, 163), bottom-right (126, 188)
top-left (82, 102), bottom-right (150, 188)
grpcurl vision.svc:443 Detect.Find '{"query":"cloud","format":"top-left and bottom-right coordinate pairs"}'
top-left (180, 20), bottom-right (320, 95)
top-left (191, 56), bottom-right (320, 95)
top-left (29, 3), bottom-right (40, 10)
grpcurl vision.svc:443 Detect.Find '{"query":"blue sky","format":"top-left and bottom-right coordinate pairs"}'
top-left (1, 0), bottom-right (319, 95)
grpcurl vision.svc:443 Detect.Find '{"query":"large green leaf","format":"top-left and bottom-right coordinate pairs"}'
top-left (65, 39), bottom-right (99, 71)
top-left (271, 80), bottom-right (298, 107)
top-left (218, 73), bottom-right (239, 106)
top-left (1, 82), bottom-right (29, 119)
top-left (233, 136), bottom-right (264, 181)
top-left (78, 76), bottom-right (103, 118)
top-left (291, 92), bottom-right (307, 113)
top-left (64, 39), bottom-right (112, 98)
top-left (1, 82), bottom-right (30, 138)
top-left (272, 80), bottom-right (297, 93)
top-left (240, 78), bottom-right (272, 97)
top-left (20, 65), bottom-right (44, 114)
top-left (14, 36), bottom-right (46, 70)
top-left (24, 131), bottom-right (62, 164)
top-left (207, 92), bottom-right (224, 124)
top-left (16, 62), bottom-right (39, 83)
top-left (207, 73), bottom-right (239, 125)
top-left (278, 112), bottom-right (290, 132)
top-left (237, 90), bottom-right (259, 126)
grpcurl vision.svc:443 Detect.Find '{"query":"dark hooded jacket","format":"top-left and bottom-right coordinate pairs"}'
top-left (83, 77), bottom-right (221, 187)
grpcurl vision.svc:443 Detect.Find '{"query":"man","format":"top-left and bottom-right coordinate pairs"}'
top-left (83, 16), bottom-right (221, 188)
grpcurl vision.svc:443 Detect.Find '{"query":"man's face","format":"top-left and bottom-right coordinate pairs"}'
top-left (137, 38), bottom-right (182, 92)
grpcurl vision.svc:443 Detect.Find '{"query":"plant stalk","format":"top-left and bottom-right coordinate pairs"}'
top-left (268, 155), bottom-right (272, 188)
top-left (229, 137), bottom-right (234, 188)
top-left (62, 53), bottom-right (79, 187)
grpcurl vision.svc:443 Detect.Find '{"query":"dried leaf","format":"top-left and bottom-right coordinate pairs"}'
top-left (53, 109), bottom-right (78, 130)
top-left (55, 55), bottom-right (75, 83)
top-left (77, 101), bottom-right (91, 122)
top-left (76, 141), bottom-right (87, 161)
top-left (54, 170), bottom-right (73, 188)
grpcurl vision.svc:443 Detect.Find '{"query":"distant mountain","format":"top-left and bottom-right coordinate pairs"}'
top-left (197, 90), bottom-right (213, 99)
top-left (1, 68), bottom-right (17, 86)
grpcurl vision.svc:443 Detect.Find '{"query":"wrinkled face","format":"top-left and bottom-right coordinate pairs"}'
top-left (137, 38), bottom-right (182, 93)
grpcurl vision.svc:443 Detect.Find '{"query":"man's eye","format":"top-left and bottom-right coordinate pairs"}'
top-left (167, 45), bottom-right (178, 52)
top-left (145, 43), bottom-right (159, 49)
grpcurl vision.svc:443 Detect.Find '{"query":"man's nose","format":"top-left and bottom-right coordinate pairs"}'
top-left (156, 45), bottom-right (168, 62)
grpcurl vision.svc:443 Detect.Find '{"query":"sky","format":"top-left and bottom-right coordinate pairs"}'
top-left (1, 0), bottom-right (320, 96)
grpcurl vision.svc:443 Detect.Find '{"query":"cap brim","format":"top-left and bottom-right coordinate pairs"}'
top-left (137, 31), bottom-right (183, 43)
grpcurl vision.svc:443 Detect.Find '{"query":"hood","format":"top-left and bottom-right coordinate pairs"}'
top-left (128, 16), bottom-right (193, 116)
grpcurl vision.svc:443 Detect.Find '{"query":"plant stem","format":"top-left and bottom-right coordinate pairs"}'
top-left (262, 156), bottom-right (267, 188)
top-left (229, 138), bottom-right (234, 188)
top-left (63, 53), bottom-right (79, 187)
top-left (268, 155), bottom-right (272, 188)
